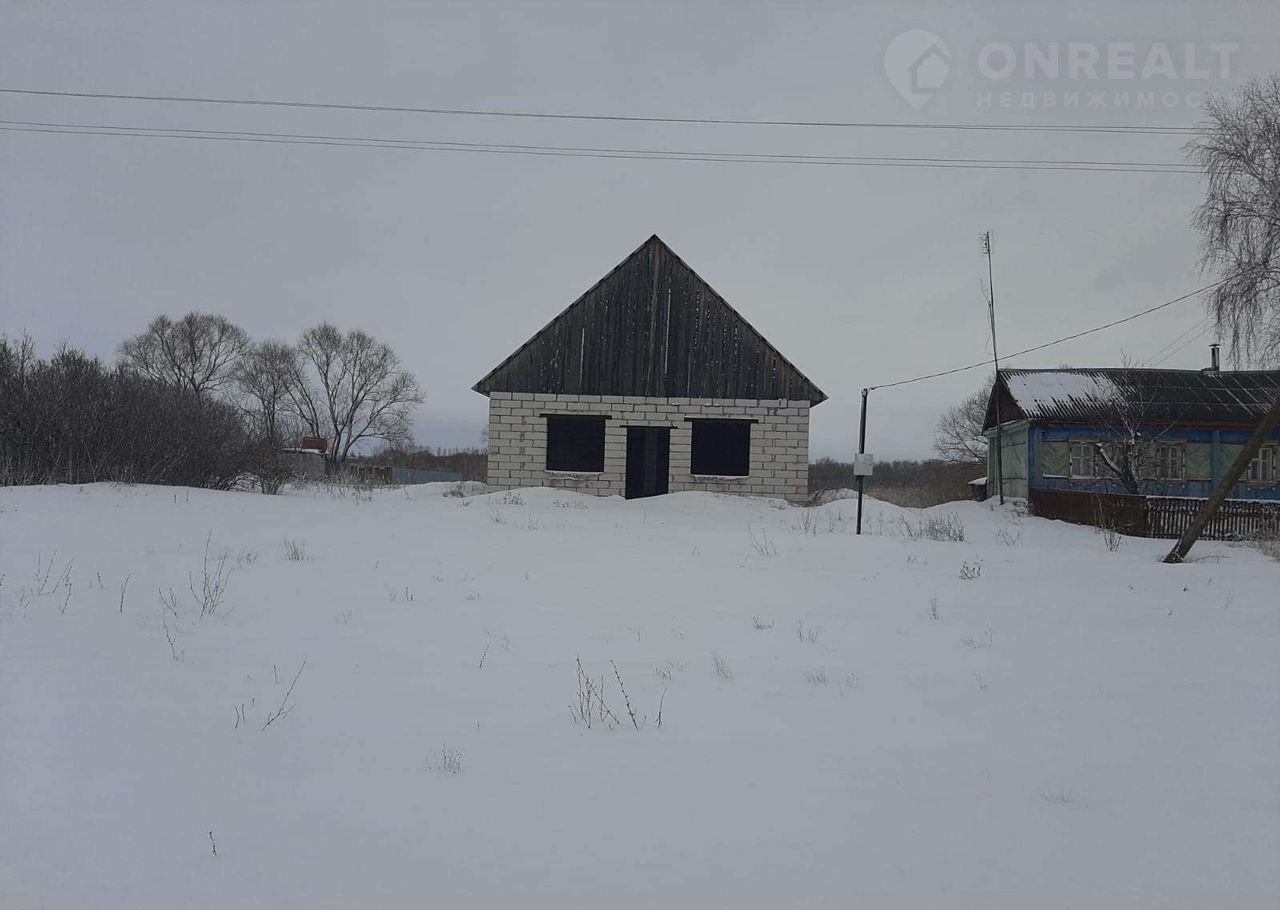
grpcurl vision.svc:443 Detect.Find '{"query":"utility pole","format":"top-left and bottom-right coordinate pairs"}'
top-left (983, 230), bottom-right (1005, 505)
top-left (1164, 395), bottom-right (1280, 563)
top-left (855, 387), bottom-right (868, 534)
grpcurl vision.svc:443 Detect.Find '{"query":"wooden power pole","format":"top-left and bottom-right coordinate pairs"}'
top-left (1164, 396), bottom-right (1280, 563)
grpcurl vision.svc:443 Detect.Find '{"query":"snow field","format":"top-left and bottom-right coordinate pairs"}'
top-left (1, 482), bottom-right (1276, 909)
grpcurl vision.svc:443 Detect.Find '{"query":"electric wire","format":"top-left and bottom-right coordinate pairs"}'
top-left (867, 279), bottom-right (1223, 391)
top-left (0, 120), bottom-right (1200, 174)
top-left (0, 87), bottom-right (1201, 135)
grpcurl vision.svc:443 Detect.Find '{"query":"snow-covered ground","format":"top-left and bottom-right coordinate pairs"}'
top-left (1, 482), bottom-right (1276, 909)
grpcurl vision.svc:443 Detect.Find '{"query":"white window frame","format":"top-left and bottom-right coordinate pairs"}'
top-left (1069, 442), bottom-right (1099, 479)
top-left (1246, 445), bottom-right (1278, 483)
top-left (1151, 442), bottom-right (1185, 481)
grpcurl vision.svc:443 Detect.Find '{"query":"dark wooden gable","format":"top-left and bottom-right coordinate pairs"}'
top-left (473, 236), bottom-right (827, 404)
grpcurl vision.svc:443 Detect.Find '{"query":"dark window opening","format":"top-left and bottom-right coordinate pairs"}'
top-left (691, 420), bottom-right (751, 476)
top-left (546, 416), bottom-right (606, 472)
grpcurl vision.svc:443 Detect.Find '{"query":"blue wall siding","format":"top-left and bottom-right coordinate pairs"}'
top-left (1027, 424), bottom-right (1280, 501)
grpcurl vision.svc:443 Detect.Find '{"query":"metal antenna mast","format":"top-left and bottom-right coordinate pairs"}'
top-left (982, 231), bottom-right (1005, 505)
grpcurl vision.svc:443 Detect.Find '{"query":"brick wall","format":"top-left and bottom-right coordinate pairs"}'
top-left (486, 393), bottom-right (811, 502)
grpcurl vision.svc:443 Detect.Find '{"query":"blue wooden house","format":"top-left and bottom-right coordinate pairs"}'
top-left (981, 362), bottom-right (1280, 502)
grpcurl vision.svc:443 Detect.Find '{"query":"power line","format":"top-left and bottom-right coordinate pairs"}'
top-left (1151, 322), bottom-right (1213, 367)
top-left (0, 120), bottom-right (1201, 174)
top-left (0, 87), bottom-right (1201, 135)
top-left (867, 279), bottom-right (1222, 391)
top-left (0, 118), bottom-right (1198, 169)
top-left (1142, 314), bottom-right (1208, 365)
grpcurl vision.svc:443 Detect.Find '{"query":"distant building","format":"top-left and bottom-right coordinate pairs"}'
top-left (473, 235), bottom-right (827, 501)
top-left (281, 438), bottom-right (326, 478)
top-left (982, 360), bottom-right (1280, 501)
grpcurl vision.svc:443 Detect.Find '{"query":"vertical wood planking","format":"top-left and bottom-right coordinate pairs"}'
top-left (473, 235), bottom-right (826, 404)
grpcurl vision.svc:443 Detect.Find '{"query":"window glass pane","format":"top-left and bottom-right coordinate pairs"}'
top-left (545, 416), bottom-right (605, 472)
top-left (690, 421), bottom-right (751, 476)
top-left (1250, 447), bottom-right (1278, 482)
top-left (1070, 443), bottom-right (1093, 478)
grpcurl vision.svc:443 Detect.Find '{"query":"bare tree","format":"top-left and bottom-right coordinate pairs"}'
top-left (1089, 408), bottom-right (1146, 496)
top-left (119, 313), bottom-right (250, 398)
top-left (933, 378), bottom-right (994, 464)
top-left (1188, 75), bottom-right (1280, 366)
top-left (1168, 79), bottom-right (1280, 561)
top-left (286, 324), bottom-right (423, 467)
top-left (235, 341), bottom-right (303, 494)
top-left (1082, 375), bottom-right (1182, 496)
top-left (235, 341), bottom-right (298, 441)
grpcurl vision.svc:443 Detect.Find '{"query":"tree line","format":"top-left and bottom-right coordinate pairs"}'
top-left (1, 314), bottom-right (422, 492)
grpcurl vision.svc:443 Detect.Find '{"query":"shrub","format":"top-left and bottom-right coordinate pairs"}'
top-left (0, 338), bottom-right (251, 489)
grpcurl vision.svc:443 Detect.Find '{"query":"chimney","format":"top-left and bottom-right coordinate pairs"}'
top-left (1209, 343), bottom-right (1220, 372)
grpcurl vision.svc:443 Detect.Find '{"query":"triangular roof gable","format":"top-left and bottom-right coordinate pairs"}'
top-left (473, 235), bottom-right (827, 404)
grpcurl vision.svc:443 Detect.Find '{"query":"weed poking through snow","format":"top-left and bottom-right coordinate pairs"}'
top-left (747, 527), bottom-right (779, 558)
top-left (569, 657), bottom-right (621, 729)
top-left (261, 660), bottom-right (307, 731)
top-left (654, 660), bottom-right (686, 681)
top-left (191, 533), bottom-right (233, 617)
top-left (896, 512), bottom-right (966, 542)
top-left (282, 538), bottom-right (309, 562)
top-left (427, 744), bottom-right (463, 774)
top-left (712, 652), bottom-right (734, 680)
top-left (961, 628), bottom-right (994, 650)
top-left (796, 619), bottom-right (822, 643)
top-left (611, 660), bottom-right (641, 730)
top-left (1040, 782), bottom-right (1077, 804)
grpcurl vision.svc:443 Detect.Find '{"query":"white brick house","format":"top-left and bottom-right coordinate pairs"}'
top-left (474, 236), bottom-right (827, 502)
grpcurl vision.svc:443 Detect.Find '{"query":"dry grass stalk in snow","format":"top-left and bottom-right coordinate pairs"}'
top-left (261, 660), bottom-right (307, 731)
top-left (896, 512), bottom-right (966, 543)
top-left (569, 657), bottom-right (621, 730)
top-left (747, 526), bottom-right (778, 557)
top-left (804, 667), bottom-right (829, 686)
top-left (427, 744), bottom-right (463, 774)
top-left (190, 532), bottom-right (232, 617)
top-left (796, 619), bottom-right (822, 643)
top-left (712, 652), bottom-right (733, 680)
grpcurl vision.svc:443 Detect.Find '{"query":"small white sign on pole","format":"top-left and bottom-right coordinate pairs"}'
top-left (853, 454), bottom-right (875, 477)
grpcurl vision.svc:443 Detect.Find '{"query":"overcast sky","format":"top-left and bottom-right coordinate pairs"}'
top-left (2, 1), bottom-right (1276, 459)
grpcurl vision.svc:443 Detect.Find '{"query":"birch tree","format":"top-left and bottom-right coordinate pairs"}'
top-left (1168, 78), bottom-right (1280, 561)
top-left (1189, 75), bottom-right (1280, 365)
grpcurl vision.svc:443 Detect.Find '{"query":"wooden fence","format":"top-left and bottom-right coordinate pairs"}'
top-left (1028, 488), bottom-right (1280, 541)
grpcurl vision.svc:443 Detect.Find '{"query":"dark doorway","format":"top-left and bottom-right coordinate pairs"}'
top-left (625, 427), bottom-right (670, 499)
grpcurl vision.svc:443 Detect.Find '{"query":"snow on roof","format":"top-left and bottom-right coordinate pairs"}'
top-left (987, 368), bottom-right (1280, 429)
top-left (1002, 371), bottom-right (1121, 415)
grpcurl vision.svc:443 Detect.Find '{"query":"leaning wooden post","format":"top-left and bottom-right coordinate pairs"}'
top-left (1164, 396), bottom-right (1280, 563)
